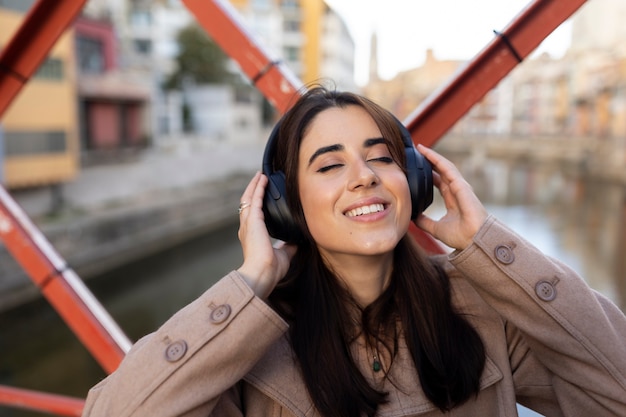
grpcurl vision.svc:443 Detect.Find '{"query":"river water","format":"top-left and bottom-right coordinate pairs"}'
top-left (0, 164), bottom-right (624, 416)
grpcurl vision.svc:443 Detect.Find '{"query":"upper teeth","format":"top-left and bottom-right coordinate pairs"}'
top-left (345, 203), bottom-right (384, 217)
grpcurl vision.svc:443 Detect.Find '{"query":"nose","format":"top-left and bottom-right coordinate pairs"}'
top-left (347, 159), bottom-right (379, 190)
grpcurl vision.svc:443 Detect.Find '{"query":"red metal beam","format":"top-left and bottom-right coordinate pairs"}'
top-left (0, 0), bottom-right (130, 376)
top-left (0, 187), bottom-right (131, 373)
top-left (182, 0), bottom-right (303, 114)
top-left (0, 1), bottom-right (128, 413)
top-left (0, 385), bottom-right (84, 417)
top-left (404, 0), bottom-right (588, 147)
top-left (0, 0), bottom-right (87, 117)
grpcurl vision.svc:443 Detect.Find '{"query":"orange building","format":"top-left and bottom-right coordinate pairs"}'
top-left (0, 5), bottom-right (79, 188)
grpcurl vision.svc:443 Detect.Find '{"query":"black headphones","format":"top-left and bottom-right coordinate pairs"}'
top-left (262, 115), bottom-right (433, 243)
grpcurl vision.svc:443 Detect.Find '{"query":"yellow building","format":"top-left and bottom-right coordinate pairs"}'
top-left (0, 6), bottom-right (79, 188)
top-left (300, 0), bottom-right (323, 84)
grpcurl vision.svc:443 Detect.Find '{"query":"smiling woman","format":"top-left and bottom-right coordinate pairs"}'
top-left (81, 86), bottom-right (626, 417)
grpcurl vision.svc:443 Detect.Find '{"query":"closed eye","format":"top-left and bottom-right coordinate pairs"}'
top-left (368, 156), bottom-right (394, 164)
top-left (317, 164), bottom-right (343, 173)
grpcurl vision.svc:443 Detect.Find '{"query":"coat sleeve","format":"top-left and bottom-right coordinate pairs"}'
top-left (81, 271), bottom-right (289, 417)
top-left (448, 215), bottom-right (626, 416)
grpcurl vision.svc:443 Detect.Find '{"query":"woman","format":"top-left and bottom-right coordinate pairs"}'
top-left (82, 87), bottom-right (626, 417)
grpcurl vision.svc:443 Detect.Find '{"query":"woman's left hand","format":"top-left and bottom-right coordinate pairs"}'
top-left (415, 144), bottom-right (488, 251)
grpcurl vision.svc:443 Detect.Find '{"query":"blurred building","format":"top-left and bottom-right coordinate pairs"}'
top-left (0, 3), bottom-right (79, 188)
top-left (231, 0), bottom-right (357, 91)
top-left (567, 0), bottom-right (626, 139)
top-left (77, 0), bottom-right (357, 147)
top-left (496, 0), bottom-right (626, 140)
top-left (363, 45), bottom-right (463, 121)
top-left (80, 0), bottom-right (191, 142)
top-left (363, 0), bottom-right (626, 147)
top-left (74, 15), bottom-right (151, 164)
top-left (82, 0), bottom-right (268, 144)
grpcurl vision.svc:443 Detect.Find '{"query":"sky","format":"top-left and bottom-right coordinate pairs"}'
top-left (325, 0), bottom-right (576, 86)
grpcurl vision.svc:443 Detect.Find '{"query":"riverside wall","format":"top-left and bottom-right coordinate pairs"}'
top-left (435, 134), bottom-right (626, 185)
top-left (0, 139), bottom-right (266, 312)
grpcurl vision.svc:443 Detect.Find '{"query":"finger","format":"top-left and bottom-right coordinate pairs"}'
top-left (241, 171), bottom-right (261, 200)
top-left (431, 169), bottom-right (459, 210)
top-left (419, 145), bottom-right (471, 204)
top-left (415, 213), bottom-right (436, 236)
top-left (250, 174), bottom-right (268, 212)
top-left (417, 144), bottom-right (462, 183)
top-left (239, 172), bottom-right (263, 218)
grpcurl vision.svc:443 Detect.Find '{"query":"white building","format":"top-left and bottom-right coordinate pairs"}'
top-left (319, 4), bottom-right (357, 92)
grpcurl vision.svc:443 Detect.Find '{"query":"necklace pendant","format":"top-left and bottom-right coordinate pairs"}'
top-left (373, 359), bottom-right (382, 372)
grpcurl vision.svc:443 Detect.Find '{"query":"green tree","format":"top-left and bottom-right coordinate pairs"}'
top-left (164, 24), bottom-right (234, 89)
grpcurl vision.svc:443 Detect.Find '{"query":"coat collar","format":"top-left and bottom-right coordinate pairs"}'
top-left (244, 334), bottom-right (503, 417)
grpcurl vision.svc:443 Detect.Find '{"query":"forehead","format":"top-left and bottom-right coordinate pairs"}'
top-left (300, 106), bottom-right (381, 151)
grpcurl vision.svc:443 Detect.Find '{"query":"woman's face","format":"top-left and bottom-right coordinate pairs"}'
top-left (297, 105), bottom-right (412, 263)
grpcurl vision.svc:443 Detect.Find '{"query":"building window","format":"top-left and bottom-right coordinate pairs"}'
top-left (129, 0), bottom-right (152, 26)
top-left (235, 88), bottom-right (253, 103)
top-left (280, 0), bottom-right (298, 8)
top-left (134, 39), bottom-right (152, 55)
top-left (4, 131), bottom-right (67, 156)
top-left (283, 19), bottom-right (300, 32)
top-left (0, 0), bottom-right (35, 12)
top-left (33, 58), bottom-right (64, 80)
top-left (283, 46), bottom-right (299, 61)
top-left (77, 36), bottom-right (105, 74)
top-left (252, 0), bottom-right (271, 10)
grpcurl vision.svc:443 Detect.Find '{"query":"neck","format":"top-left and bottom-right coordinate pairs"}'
top-left (321, 252), bottom-right (394, 307)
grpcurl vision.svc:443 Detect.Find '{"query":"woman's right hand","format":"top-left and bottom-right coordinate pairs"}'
top-left (236, 172), bottom-right (297, 299)
top-left (415, 145), bottom-right (488, 251)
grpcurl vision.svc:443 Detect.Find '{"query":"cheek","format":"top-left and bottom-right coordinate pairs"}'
top-left (299, 181), bottom-right (338, 235)
top-left (392, 173), bottom-right (413, 220)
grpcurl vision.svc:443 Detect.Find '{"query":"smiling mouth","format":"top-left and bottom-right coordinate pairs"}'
top-left (345, 203), bottom-right (385, 217)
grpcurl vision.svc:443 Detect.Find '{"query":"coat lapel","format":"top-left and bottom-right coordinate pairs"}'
top-left (244, 334), bottom-right (503, 417)
top-left (244, 335), bottom-right (315, 417)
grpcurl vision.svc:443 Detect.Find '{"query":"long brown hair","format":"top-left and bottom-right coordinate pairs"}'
top-left (268, 86), bottom-right (485, 416)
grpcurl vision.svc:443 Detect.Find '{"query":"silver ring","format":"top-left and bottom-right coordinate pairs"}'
top-left (238, 202), bottom-right (251, 214)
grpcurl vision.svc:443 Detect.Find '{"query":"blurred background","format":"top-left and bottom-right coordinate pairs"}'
top-left (0, 0), bottom-right (624, 416)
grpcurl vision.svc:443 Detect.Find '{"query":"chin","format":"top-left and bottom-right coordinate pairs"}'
top-left (356, 236), bottom-right (402, 255)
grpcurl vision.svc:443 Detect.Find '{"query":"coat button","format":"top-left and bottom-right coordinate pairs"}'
top-left (494, 244), bottom-right (515, 264)
top-left (535, 281), bottom-right (557, 301)
top-left (165, 340), bottom-right (187, 362)
top-left (210, 304), bottom-right (232, 324)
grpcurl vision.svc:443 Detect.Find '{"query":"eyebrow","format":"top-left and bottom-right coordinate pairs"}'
top-left (308, 144), bottom-right (343, 165)
top-left (307, 137), bottom-right (387, 166)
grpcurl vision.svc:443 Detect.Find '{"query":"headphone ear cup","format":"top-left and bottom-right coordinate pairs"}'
top-left (405, 144), bottom-right (434, 219)
top-left (262, 170), bottom-right (301, 242)
top-left (394, 118), bottom-right (433, 219)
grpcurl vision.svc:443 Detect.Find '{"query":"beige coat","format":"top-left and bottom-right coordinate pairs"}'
top-left (82, 216), bottom-right (626, 416)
